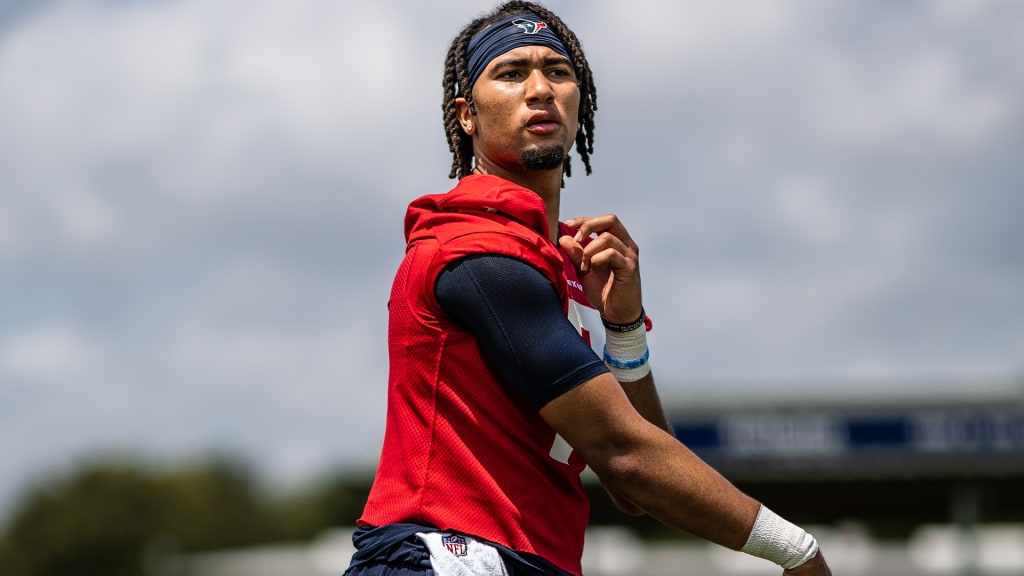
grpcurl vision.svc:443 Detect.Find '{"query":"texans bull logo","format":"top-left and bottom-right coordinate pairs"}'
top-left (512, 18), bottom-right (548, 34)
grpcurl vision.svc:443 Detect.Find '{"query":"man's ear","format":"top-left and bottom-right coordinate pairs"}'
top-left (455, 97), bottom-right (476, 135)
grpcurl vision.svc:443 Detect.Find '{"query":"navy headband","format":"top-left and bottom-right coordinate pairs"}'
top-left (464, 13), bottom-right (572, 95)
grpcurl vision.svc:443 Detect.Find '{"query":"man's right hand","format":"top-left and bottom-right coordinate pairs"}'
top-left (784, 550), bottom-right (832, 576)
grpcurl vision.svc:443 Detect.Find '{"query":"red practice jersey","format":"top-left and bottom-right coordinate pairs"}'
top-left (359, 175), bottom-right (601, 576)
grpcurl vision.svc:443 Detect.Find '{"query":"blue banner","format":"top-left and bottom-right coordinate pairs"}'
top-left (673, 408), bottom-right (1024, 459)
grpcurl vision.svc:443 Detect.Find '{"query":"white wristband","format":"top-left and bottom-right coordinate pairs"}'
top-left (740, 505), bottom-right (818, 570)
top-left (603, 324), bottom-right (650, 382)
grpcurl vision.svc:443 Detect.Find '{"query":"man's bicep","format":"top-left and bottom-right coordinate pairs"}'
top-left (435, 254), bottom-right (608, 409)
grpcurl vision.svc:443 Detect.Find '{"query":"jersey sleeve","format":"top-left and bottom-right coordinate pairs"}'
top-left (435, 254), bottom-right (609, 410)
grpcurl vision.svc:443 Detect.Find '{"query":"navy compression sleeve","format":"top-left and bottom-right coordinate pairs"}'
top-left (435, 254), bottom-right (609, 410)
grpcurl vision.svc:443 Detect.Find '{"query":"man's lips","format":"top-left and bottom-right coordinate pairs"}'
top-left (526, 118), bottom-right (560, 135)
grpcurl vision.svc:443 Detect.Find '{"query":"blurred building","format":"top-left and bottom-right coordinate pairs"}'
top-left (669, 379), bottom-right (1024, 532)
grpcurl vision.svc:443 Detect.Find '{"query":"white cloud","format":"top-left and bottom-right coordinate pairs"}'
top-left (0, 321), bottom-right (96, 381)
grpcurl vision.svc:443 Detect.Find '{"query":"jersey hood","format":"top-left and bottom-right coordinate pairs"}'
top-left (404, 175), bottom-right (551, 246)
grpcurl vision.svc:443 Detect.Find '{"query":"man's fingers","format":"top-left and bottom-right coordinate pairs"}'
top-left (586, 246), bottom-right (633, 277)
top-left (558, 234), bottom-right (588, 274)
top-left (564, 214), bottom-right (636, 247)
top-left (582, 231), bottom-right (634, 262)
top-left (560, 234), bottom-right (633, 279)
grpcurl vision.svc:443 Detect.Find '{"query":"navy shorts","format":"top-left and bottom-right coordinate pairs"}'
top-left (343, 524), bottom-right (572, 576)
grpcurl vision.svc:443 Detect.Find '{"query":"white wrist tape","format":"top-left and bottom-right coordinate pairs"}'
top-left (603, 324), bottom-right (650, 382)
top-left (740, 505), bottom-right (818, 570)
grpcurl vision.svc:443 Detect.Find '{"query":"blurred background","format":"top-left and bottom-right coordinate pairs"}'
top-left (1, 0), bottom-right (1022, 574)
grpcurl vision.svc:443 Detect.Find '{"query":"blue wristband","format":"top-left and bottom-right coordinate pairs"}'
top-left (603, 346), bottom-right (650, 370)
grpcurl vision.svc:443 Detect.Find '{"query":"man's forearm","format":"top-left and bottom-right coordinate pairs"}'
top-left (599, 422), bottom-right (760, 549)
top-left (602, 371), bottom-right (673, 515)
top-left (619, 371), bottom-right (674, 436)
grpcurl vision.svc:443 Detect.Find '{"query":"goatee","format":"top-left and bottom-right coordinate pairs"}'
top-left (521, 145), bottom-right (566, 171)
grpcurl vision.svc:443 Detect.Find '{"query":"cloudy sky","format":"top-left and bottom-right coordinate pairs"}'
top-left (2, 0), bottom-right (1022, 521)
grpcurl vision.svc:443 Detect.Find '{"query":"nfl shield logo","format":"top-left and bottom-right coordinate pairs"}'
top-left (442, 533), bottom-right (468, 557)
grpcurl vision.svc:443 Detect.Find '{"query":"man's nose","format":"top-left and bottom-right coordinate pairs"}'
top-left (524, 69), bottom-right (555, 102)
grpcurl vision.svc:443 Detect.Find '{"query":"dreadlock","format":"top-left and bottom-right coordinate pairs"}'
top-left (442, 1), bottom-right (597, 183)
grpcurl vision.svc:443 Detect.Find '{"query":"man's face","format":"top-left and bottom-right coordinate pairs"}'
top-left (459, 45), bottom-right (580, 173)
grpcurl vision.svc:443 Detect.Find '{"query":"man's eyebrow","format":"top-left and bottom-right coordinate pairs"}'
top-left (489, 55), bottom-right (573, 73)
top-left (542, 55), bottom-right (573, 67)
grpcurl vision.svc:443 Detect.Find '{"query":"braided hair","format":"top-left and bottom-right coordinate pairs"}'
top-left (442, 1), bottom-right (597, 182)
